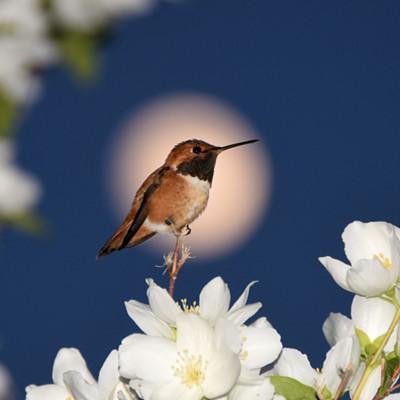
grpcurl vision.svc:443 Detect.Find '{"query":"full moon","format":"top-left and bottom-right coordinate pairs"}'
top-left (105, 93), bottom-right (272, 259)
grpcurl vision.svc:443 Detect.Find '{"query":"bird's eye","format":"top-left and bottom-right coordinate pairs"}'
top-left (192, 146), bottom-right (202, 154)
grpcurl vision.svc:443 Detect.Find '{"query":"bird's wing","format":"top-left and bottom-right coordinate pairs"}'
top-left (119, 167), bottom-right (167, 249)
top-left (96, 165), bottom-right (170, 259)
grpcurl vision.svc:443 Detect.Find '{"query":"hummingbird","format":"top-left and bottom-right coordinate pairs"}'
top-left (97, 138), bottom-right (258, 259)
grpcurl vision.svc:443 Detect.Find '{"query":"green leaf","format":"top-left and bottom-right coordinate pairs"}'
top-left (0, 91), bottom-right (18, 137)
top-left (1, 212), bottom-right (48, 236)
top-left (270, 376), bottom-right (318, 400)
top-left (55, 30), bottom-right (100, 84)
top-left (379, 356), bottom-right (400, 397)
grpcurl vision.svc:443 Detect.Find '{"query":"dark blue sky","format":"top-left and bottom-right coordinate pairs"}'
top-left (2, 0), bottom-right (400, 398)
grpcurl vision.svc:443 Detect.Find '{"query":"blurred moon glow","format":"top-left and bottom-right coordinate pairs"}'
top-left (106, 93), bottom-right (272, 259)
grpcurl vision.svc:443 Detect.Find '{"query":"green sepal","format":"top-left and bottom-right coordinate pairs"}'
top-left (1, 212), bottom-right (48, 236)
top-left (365, 333), bottom-right (387, 364)
top-left (0, 91), bottom-right (18, 138)
top-left (270, 376), bottom-right (318, 400)
top-left (355, 327), bottom-right (372, 360)
top-left (55, 30), bottom-right (100, 84)
top-left (373, 333), bottom-right (388, 352)
top-left (379, 355), bottom-right (400, 398)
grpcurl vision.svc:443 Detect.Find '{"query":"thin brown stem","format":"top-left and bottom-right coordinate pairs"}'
top-left (168, 235), bottom-right (181, 298)
top-left (333, 366), bottom-right (353, 400)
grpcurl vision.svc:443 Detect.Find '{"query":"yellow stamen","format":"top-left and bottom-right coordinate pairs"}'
top-left (172, 349), bottom-right (208, 388)
top-left (177, 298), bottom-right (200, 314)
top-left (373, 253), bottom-right (392, 269)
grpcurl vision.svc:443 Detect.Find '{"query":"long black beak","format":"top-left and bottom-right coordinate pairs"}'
top-left (213, 139), bottom-right (259, 152)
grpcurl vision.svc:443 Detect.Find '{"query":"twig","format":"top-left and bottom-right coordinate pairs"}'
top-left (168, 235), bottom-right (181, 298)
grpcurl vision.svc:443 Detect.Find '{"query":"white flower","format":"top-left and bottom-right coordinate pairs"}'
top-left (351, 295), bottom-right (398, 353)
top-left (51, 0), bottom-right (108, 31)
top-left (121, 277), bottom-right (282, 400)
top-left (317, 336), bottom-right (360, 397)
top-left (0, 139), bottom-right (42, 215)
top-left (119, 313), bottom-right (241, 400)
top-left (273, 339), bottom-right (360, 399)
top-left (0, 0), bottom-right (48, 36)
top-left (125, 276), bottom-right (262, 335)
top-left (51, 0), bottom-right (154, 31)
top-left (319, 221), bottom-right (400, 296)
top-left (26, 348), bottom-right (134, 400)
top-left (0, 0), bottom-right (57, 102)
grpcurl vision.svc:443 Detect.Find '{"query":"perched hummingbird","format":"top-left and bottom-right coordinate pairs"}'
top-left (97, 138), bottom-right (258, 259)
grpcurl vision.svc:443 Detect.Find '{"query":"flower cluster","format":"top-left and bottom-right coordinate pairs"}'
top-left (270, 221), bottom-right (400, 400)
top-left (24, 221), bottom-right (400, 399)
top-left (0, 0), bottom-right (153, 107)
top-left (26, 277), bottom-right (283, 400)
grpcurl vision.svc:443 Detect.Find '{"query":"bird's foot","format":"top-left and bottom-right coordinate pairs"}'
top-left (180, 225), bottom-right (191, 236)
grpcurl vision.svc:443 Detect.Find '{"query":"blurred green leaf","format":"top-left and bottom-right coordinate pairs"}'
top-left (55, 30), bottom-right (100, 84)
top-left (1, 212), bottom-right (48, 236)
top-left (0, 91), bottom-right (18, 138)
top-left (270, 376), bottom-right (318, 400)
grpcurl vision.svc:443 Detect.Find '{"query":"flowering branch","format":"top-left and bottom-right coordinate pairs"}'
top-left (25, 220), bottom-right (400, 400)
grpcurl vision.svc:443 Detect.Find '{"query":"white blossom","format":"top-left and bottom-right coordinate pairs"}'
top-left (51, 0), bottom-right (154, 31)
top-left (319, 221), bottom-right (400, 296)
top-left (273, 339), bottom-right (360, 399)
top-left (0, 0), bottom-right (57, 102)
top-left (26, 348), bottom-right (135, 400)
top-left (0, 139), bottom-right (42, 216)
top-left (119, 313), bottom-right (241, 400)
top-left (121, 277), bottom-right (282, 400)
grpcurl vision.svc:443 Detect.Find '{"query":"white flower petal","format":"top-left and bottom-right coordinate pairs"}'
top-left (129, 378), bottom-right (154, 400)
top-left (241, 326), bottom-right (282, 369)
top-left (228, 281), bottom-right (258, 314)
top-left (119, 334), bottom-right (176, 383)
top-left (199, 277), bottom-right (230, 324)
top-left (176, 313), bottom-right (215, 356)
top-left (25, 384), bottom-right (71, 400)
top-left (146, 279), bottom-right (182, 324)
top-left (350, 364), bottom-right (381, 400)
top-left (52, 348), bottom-right (95, 387)
top-left (203, 350), bottom-right (241, 399)
top-left (97, 350), bottom-right (119, 399)
top-left (227, 303), bottom-right (262, 326)
top-left (351, 296), bottom-right (398, 351)
top-left (215, 318), bottom-right (242, 354)
top-left (151, 380), bottom-right (202, 400)
top-left (319, 256), bottom-right (352, 292)
top-left (343, 221), bottom-right (394, 264)
top-left (273, 348), bottom-right (318, 387)
top-left (64, 370), bottom-right (100, 400)
top-left (347, 259), bottom-right (395, 296)
top-left (321, 336), bottom-right (360, 395)
top-left (322, 313), bottom-right (354, 346)
top-left (228, 377), bottom-right (274, 400)
top-left (125, 300), bottom-right (174, 339)
top-left (250, 317), bottom-right (273, 329)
